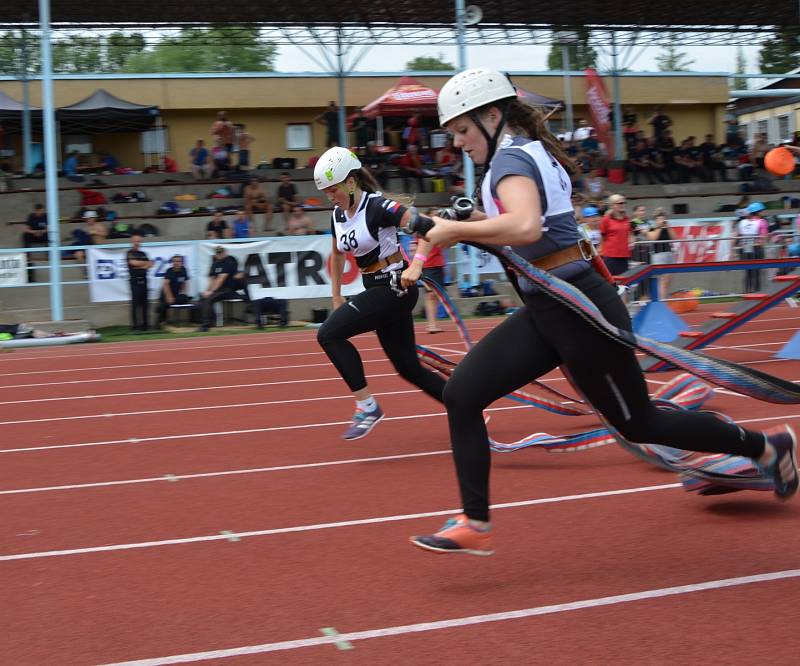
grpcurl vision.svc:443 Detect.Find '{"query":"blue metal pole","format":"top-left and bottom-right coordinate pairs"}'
top-left (610, 32), bottom-right (624, 161)
top-left (336, 30), bottom-right (347, 148)
top-left (455, 0), bottom-right (478, 289)
top-left (39, 0), bottom-right (63, 321)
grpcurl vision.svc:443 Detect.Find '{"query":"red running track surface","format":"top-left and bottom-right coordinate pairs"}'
top-left (1, 311), bottom-right (800, 665)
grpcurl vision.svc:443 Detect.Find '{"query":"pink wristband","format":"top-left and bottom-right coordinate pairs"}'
top-left (413, 253), bottom-right (428, 263)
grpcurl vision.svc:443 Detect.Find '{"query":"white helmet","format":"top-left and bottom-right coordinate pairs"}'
top-left (437, 68), bottom-right (516, 126)
top-left (314, 147), bottom-right (362, 190)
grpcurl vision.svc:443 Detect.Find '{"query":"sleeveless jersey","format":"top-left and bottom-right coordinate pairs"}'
top-left (481, 135), bottom-right (589, 292)
top-left (331, 192), bottom-right (407, 274)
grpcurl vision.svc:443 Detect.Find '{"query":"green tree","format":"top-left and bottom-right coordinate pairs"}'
top-left (107, 32), bottom-right (146, 72)
top-left (733, 46), bottom-right (748, 90)
top-left (405, 54), bottom-right (454, 71)
top-left (758, 27), bottom-right (800, 74)
top-left (655, 44), bottom-right (695, 71)
top-left (123, 27), bottom-right (277, 73)
top-left (52, 35), bottom-right (102, 73)
top-left (0, 30), bottom-right (39, 76)
top-left (547, 28), bottom-right (597, 70)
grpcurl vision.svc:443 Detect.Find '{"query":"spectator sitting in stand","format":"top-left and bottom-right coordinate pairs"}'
top-left (699, 134), bottom-right (728, 182)
top-left (211, 139), bottom-right (230, 176)
top-left (276, 172), bottom-right (298, 227)
top-left (84, 210), bottom-right (108, 245)
top-left (628, 139), bottom-right (657, 185)
top-left (162, 153), bottom-right (178, 173)
top-left (189, 139), bottom-right (212, 179)
top-left (580, 128), bottom-right (600, 154)
top-left (286, 205), bottom-right (316, 235)
top-left (22, 203), bottom-right (48, 248)
top-left (62, 150), bottom-right (84, 182)
top-left (752, 133), bottom-right (771, 170)
top-left (658, 129), bottom-right (677, 183)
top-left (155, 254), bottom-right (191, 328)
top-left (196, 246), bottom-right (239, 332)
top-left (232, 209), bottom-right (252, 239)
top-left (645, 138), bottom-right (668, 183)
top-left (622, 106), bottom-right (639, 151)
top-left (362, 141), bottom-right (387, 189)
top-left (675, 138), bottom-right (703, 183)
top-left (98, 152), bottom-right (119, 173)
top-left (206, 211), bottom-right (230, 240)
top-left (244, 176), bottom-right (274, 232)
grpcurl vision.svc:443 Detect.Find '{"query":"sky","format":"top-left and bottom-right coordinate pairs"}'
top-left (274, 43), bottom-right (765, 79)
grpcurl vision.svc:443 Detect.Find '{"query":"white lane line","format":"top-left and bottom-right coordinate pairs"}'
top-left (0, 388), bottom-right (422, 426)
top-left (0, 482), bottom-right (681, 561)
top-left (0, 450), bottom-right (452, 495)
top-left (0, 347), bottom-right (385, 377)
top-left (99, 568), bottom-right (800, 665)
top-left (1, 407), bottom-right (797, 457)
top-left (0, 374), bottom-right (396, 405)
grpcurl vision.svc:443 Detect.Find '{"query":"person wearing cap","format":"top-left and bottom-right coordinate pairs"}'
top-left (405, 67), bottom-right (798, 557)
top-left (600, 194), bottom-right (634, 276)
top-left (196, 245), bottom-right (239, 332)
top-left (737, 202), bottom-right (769, 293)
top-left (313, 146), bottom-right (446, 440)
top-left (83, 209), bottom-right (108, 245)
top-left (126, 233), bottom-right (153, 332)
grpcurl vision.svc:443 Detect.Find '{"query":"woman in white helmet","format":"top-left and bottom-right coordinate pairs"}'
top-left (408, 68), bottom-right (797, 556)
top-left (314, 147), bottom-right (446, 440)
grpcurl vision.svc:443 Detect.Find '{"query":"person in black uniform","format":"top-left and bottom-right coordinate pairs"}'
top-left (126, 233), bottom-right (153, 332)
top-left (313, 146), bottom-right (446, 440)
top-left (196, 246), bottom-right (239, 332)
top-left (407, 68), bottom-right (798, 557)
top-left (155, 254), bottom-right (191, 327)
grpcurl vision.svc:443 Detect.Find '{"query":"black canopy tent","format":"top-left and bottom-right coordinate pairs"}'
top-left (0, 90), bottom-right (42, 133)
top-left (57, 88), bottom-right (159, 134)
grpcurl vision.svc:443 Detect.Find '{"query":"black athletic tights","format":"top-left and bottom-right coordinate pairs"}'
top-left (317, 284), bottom-right (445, 403)
top-left (444, 269), bottom-right (767, 522)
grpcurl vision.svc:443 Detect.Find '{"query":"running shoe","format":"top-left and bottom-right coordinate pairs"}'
top-left (410, 514), bottom-right (494, 556)
top-left (762, 425), bottom-right (799, 500)
top-left (342, 405), bottom-right (385, 440)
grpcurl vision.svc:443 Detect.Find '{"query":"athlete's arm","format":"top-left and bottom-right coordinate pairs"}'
top-left (330, 237), bottom-right (346, 310)
top-left (423, 175), bottom-right (542, 247)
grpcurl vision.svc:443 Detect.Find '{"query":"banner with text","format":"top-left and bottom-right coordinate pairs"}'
top-left (197, 238), bottom-right (363, 300)
top-left (88, 245), bottom-right (192, 302)
top-left (668, 219), bottom-right (733, 263)
top-left (0, 253), bottom-right (28, 286)
top-left (584, 68), bottom-right (613, 158)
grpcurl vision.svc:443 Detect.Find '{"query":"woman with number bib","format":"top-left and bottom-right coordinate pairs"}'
top-left (315, 147), bottom-right (446, 440)
top-left (407, 69), bottom-right (798, 556)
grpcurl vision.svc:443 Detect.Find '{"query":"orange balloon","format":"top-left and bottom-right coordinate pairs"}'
top-left (764, 146), bottom-right (795, 176)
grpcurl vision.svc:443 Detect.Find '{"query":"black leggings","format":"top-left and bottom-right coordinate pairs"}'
top-left (317, 284), bottom-right (445, 403)
top-left (443, 270), bottom-right (766, 522)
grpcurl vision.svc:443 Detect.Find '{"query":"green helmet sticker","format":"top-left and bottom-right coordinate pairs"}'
top-left (325, 168), bottom-right (334, 182)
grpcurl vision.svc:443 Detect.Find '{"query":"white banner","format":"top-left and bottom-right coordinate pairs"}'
top-left (87, 244), bottom-right (192, 302)
top-left (668, 219), bottom-right (733, 263)
top-left (0, 253), bottom-right (28, 286)
top-left (197, 237), bottom-right (363, 300)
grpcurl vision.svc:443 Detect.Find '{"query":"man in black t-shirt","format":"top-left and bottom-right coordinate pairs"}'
top-left (648, 106), bottom-right (672, 141)
top-left (699, 134), bottom-right (728, 182)
top-left (206, 211), bottom-right (229, 239)
top-left (315, 101), bottom-right (340, 147)
top-left (196, 246), bottom-right (239, 332)
top-left (126, 233), bottom-right (153, 332)
top-left (276, 172), bottom-right (298, 228)
top-left (22, 204), bottom-right (48, 282)
top-left (155, 255), bottom-right (191, 327)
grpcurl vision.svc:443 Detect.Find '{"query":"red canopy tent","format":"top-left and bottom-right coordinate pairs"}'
top-left (361, 76), bottom-right (439, 118)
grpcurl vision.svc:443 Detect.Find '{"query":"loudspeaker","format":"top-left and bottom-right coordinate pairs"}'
top-left (672, 203), bottom-right (689, 215)
top-left (312, 308), bottom-right (328, 324)
top-left (272, 157), bottom-right (296, 169)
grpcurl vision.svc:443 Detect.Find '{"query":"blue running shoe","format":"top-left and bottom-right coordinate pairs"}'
top-left (763, 425), bottom-right (798, 500)
top-left (342, 405), bottom-right (385, 440)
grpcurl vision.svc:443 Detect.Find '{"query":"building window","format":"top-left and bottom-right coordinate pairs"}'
top-left (286, 123), bottom-right (312, 151)
top-left (63, 135), bottom-right (92, 154)
top-left (778, 115), bottom-right (791, 142)
top-left (756, 119), bottom-right (769, 141)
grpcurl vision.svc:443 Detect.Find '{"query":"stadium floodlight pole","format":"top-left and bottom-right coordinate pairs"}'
top-left (336, 28), bottom-right (347, 148)
top-left (39, 0), bottom-right (63, 321)
top-left (455, 0), bottom-right (479, 289)
top-left (21, 28), bottom-right (33, 175)
top-left (554, 31), bottom-right (578, 135)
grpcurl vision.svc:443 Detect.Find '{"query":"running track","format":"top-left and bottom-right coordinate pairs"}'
top-left (2, 305), bottom-right (800, 665)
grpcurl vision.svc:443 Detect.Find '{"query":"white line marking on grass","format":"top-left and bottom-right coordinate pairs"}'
top-left (99, 568), bottom-right (800, 665)
top-left (0, 483), bottom-right (681, 561)
top-left (0, 450), bottom-right (451, 495)
top-left (0, 389), bottom-right (421, 426)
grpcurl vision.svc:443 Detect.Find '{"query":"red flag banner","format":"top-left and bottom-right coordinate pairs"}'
top-left (584, 68), bottom-right (613, 158)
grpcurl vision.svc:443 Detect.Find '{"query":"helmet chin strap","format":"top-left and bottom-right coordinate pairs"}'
top-left (467, 105), bottom-right (508, 166)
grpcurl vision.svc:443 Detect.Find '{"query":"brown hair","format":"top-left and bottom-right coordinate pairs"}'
top-left (501, 99), bottom-right (576, 173)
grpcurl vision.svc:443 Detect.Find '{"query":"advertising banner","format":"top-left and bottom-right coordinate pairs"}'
top-left (0, 253), bottom-right (28, 286)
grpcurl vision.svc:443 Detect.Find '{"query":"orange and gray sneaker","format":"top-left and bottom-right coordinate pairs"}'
top-left (410, 514), bottom-right (494, 556)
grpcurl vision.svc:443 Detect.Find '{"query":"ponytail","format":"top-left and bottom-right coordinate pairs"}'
top-left (503, 99), bottom-right (576, 173)
top-left (350, 167), bottom-right (414, 207)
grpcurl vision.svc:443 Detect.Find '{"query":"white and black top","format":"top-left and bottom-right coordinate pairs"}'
top-left (331, 192), bottom-right (407, 285)
top-left (482, 134), bottom-right (589, 293)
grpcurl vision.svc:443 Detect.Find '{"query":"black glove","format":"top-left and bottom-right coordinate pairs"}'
top-left (405, 207), bottom-right (435, 236)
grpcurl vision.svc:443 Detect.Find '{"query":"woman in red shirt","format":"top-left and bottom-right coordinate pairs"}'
top-left (412, 218), bottom-right (448, 333)
top-left (600, 193), bottom-right (634, 275)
